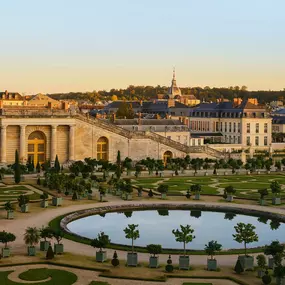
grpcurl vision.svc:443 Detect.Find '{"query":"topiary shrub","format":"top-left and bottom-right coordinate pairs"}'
top-left (165, 264), bottom-right (174, 272)
top-left (262, 270), bottom-right (272, 284)
top-left (46, 244), bottom-right (54, 260)
top-left (167, 255), bottom-right (172, 264)
top-left (148, 189), bottom-right (153, 198)
top-left (111, 251), bottom-right (119, 267)
top-left (72, 192), bottom-right (78, 200)
top-left (37, 177), bottom-right (41, 185)
top-left (234, 259), bottom-right (244, 274)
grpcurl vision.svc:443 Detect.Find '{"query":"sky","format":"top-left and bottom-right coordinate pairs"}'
top-left (1, 0), bottom-right (285, 94)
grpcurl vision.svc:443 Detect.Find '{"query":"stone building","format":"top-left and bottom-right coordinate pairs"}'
top-left (0, 104), bottom-right (223, 167)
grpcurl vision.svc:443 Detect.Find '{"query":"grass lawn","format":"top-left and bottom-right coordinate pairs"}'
top-left (132, 174), bottom-right (285, 199)
top-left (0, 268), bottom-right (78, 285)
top-left (89, 282), bottom-right (110, 285)
top-left (182, 283), bottom-right (212, 285)
top-left (0, 185), bottom-right (41, 202)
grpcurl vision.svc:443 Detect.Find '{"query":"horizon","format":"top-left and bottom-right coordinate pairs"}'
top-left (1, 0), bottom-right (285, 94)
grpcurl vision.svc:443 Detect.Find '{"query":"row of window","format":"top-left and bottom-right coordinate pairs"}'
top-left (216, 122), bottom-right (241, 133)
top-left (224, 136), bottom-right (241, 144)
top-left (246, 123), bottom-right (268, 134)
top-left (192, 111), bottom-right (266, 118)
top-left (246, 136), bottom-right (268, 146)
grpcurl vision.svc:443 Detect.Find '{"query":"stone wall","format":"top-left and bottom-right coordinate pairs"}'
top-left (6, 125), bottom-right (20, 162)
top-left (57, 125), bottom-right (69, 163)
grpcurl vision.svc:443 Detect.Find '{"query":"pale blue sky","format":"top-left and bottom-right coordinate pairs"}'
top-left (1, 0), bottom-right (285, 93)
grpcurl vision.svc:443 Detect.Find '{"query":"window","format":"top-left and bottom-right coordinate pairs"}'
top-left (229, 136), bottom-right (232, 143)
top-left (225, 122), bottom-right (227, 132)
top-left (238, 136), bottom-right (241, 144)
top-left (229, 122), bottom-right (232, 132)
top-left (256, 123), bottom-right (259, 133)
top-left (264, 123), bottom-right (268, 133)
top-left (255, 136), bottom-right (259, 146)
top-left (224, 135), bottom-right (227, 143)
top-left (238, 123), bottom-right (241, 132)
top-left (233, 123), bottom-right (236, 132)
top-left (264, 136), bottom-right (268, 146)
top-left (247, 137), bottom-right (251, 146)
top-left (220, 122), bottom-right (222, 131)
top-left (97, 137), bottom-right (108, 160)
top-left (247, 123), bottom-right (250, 133)
top-left (216, 122), bottom-right (219, 131)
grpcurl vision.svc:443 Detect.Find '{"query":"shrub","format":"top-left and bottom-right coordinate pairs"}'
top-left (234, 259), bottom-right (244, 274)
top-left (262, 270), bottom-right (271, 284)
top-left (165, 264), bottom-right (174, 272)
top-left (46, 244), bottom-right (54, 259)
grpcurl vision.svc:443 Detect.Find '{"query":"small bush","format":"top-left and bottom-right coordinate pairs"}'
top-left (46, 245), bottom-right (54, 260)
top-left (165, 264), bottom-right (174, 272)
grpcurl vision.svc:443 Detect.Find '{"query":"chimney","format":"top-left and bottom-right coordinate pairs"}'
top-left (167, 99), bottom-right (175, 108)
top-left (233, 97), bottom-right (242, 106)
top-left (139, 100), bottom-right (143, 107)
top-left (248, 98), bottom-right (258, 105)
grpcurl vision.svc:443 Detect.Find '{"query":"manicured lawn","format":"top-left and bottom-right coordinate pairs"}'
top-left (0, 185), bottom-right (41, 201)
top-left (0, 268), bottom-right (78, 285)
top-left (132, 174), bottom-right (285, 199)
top-left (89, 282), bottom-right (110, 285)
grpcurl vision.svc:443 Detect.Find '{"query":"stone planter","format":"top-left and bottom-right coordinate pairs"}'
top-left (1, 247), bottom-right (11, 258)
top-left (204, 172), bottom-right (208, 176)
top-left (52, 197), bottom-right (62, 206)
top-left (126, 194), bottom-right (132, 200)
top-left (40, 200), bottom-right (48, 208)
top-left (96, 251), bottom-right (107, 262)
top-left (121, 193), bottom-right (126, 200)
top-left (179, 255), bottom-right (190, 270)
top-left (40, 241), bottom-right (50, 251)
top-left (137, 191), bottom-right (142, 197)
top-left (54, 243), bottom-right (64, 254)
top-left (149, 256), bottom-right (159, 268)
top-left (194, 193), bottom-right (200, 200)
top-left (115, 190), bottom-right (121, 196)
top-left (276, 277), bottom-right (285, 285)
top-left (7, 211), bottom-right (14, 219)
top-left (88, 194), bottom-right (93, 200)
top-left (247, 171), bottom-right (251, 175)
top-left (260, 199), bottom-right (266, 206)
top-left (21, 204), bottom-right (29, 213)
top-left (257, 269), bottom-right (265, 278)
top-left (161, 193), bottom-right (167, 200)
top-left (127, 252), bottom-right (138, 266)
top-left (272, 197), bottom-right (281, 205)
top-left (226, 195), bottom-right (233, 202)
top-left (238, 255), bottom-right (254, 270)
top-left (267, 171), bottom-right (271, 174)
top-left (207, 259), bottom-right (217, 271)
top-left (27, 246), bottom-right (36, 256)
top-left (268, 257), bottom-right (274, 269)
top-left (224, 172), bottom-right (228, 175)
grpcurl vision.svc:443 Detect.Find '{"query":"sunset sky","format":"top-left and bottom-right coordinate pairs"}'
top-left (1, 0), bottom-right (285, 94)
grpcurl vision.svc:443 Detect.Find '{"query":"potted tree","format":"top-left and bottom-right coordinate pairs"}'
top-left (258, 189), bottom-right (269, 206)
top-left (224, 185), bottom-right (236, 202)
top-left (190, 184), bottom-right (202, 200)
top-left (271, 181), bottom-right (281, 205)
top-left (256, 254), bottom-right (267, 278)
top-left (125, 182), bottom-right (133, 201)
top-left (40, 192), bottom-right (49, 208)
top-left (0, 231), bottom-right (16, 258)
top-left (90, 232), bottom-right (110, 262)
top-left (274, 264), bottom-right (285, 285)
top-left (17, 194), bottom-right (29, 213)
top-left (52, 194), bottom-right (62, 206)
top-left (172, 225), bottom-right (195, 270)
top-left (137, 186), bottom-right (143, 197)
top-left (52, 230), bottom-right (64, 254)
top-left (40, 226), bottom-right (53, 251)
top-left (24, 227), bottom-right (40, 256)
top-left (87, 189), bottom-right (93, 200)
top-left (4, 201), bottom-right (15, 220)
top-left (98, 185), bottom-right (106, 202)
top-left (146, 244), bottom-right (162, 268)
top-left (233, 222), bottom-right (258, 270)
top-left (264, 241), bottom-right (284, 269)
top-left (157, 184), bottom-right (168, 200)
top-left (205, 240), bottom-right (222, 271)
top-left (124, 224), bottom-right (140, 266)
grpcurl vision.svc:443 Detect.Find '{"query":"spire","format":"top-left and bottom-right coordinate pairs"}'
top-left (173, 67), bottom-right (176, 80)
top-left (167, 68), bottom-right (181, 98)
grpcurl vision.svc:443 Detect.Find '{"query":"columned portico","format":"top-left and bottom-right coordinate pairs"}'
top-left (19, 124), bottom-right (26, 163)
top-left (51, 125), bottom-right (58, 162)
top-left (69, 125), bottom-right (75, 161)
top-left (0, 125), bottom-right (7, 163)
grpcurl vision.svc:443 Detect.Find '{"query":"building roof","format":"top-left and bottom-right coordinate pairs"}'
top-left (272, 116), bottom-right (285, 124)
top-left (0, 91), bottom-right (23, 100)
top-left (114, 119), bottom-right (185, 126)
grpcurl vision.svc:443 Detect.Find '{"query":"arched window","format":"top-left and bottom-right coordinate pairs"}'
top-left (97, 137), bottom-right (108, 160)
top-left (27, 131), bottom-right (46, 166)
top-left (163, 151), bottom-right (173, 165)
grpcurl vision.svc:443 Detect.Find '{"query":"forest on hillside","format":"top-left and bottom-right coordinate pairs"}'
top-left (48, 85), bottom-right (285, 104)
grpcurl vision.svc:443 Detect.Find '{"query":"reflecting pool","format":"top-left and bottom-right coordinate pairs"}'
top-left (67, 210), bottom-right (284, 249)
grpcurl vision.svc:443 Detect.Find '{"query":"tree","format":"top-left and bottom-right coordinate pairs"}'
top-left (40, 192), bottom-right (48, 202)
top-left (40, 227), bottom-right (53, 242)
top-left (264, 241), bottom-right (284, 259)
top-left (115, 151), bottom-right (122, 179)
top-left (205, 240), bottom-right (222, 260)
top-left (90, 232), bottom-right (110, 252)
top-left (0, 231), bottom-right (16, 248)
top-left (270, 180), bottom-right (281, 196)
top-left (233, 223), bottom-right (258, 256)
top-left (258, 188), bottom-right (268, 200)
top-left (24, 227), bottom-right (40, 247)
top-left (4, 202), bottom-right (14, 213)
top-left (172, 225), bottom-right (195, 256)
top-left (54, 155), bottom-right (60, 173)
top-left (116, 102), bottom-right (134, 119)
top-left (124, 224), bottom-right (139, 253)
top-left (190, 184), bottom-right (202, 194)
top-left (256, 254), bottom-right (266, 271)
top-left (52, 230), bottom-right (64, 244)
top-left (157, 184), bottom-right (168, 194)
top-left (146, 244), bottom-right (162, 257)
top-left (17, 195), bottom-right (29, 207)
top-left (36, 161), bottom-right (41, 173)
top-left (14, 150), bottom-right (21, 184)
top-left (148, 189), bottom-right (154, 198)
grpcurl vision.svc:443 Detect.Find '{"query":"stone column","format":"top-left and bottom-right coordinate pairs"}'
top-left (0, 125), bottom-right (7, 163)
top-left (69, 125), bottom-right (75, 161)
top-left (51, 125), bottom-right (58, 162)
top-left (19, 125), bottom-right (26, 163)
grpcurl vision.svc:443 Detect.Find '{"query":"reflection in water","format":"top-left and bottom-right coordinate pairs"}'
top-left (67, 210), bottom-right (285, 250)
